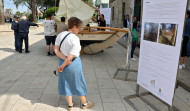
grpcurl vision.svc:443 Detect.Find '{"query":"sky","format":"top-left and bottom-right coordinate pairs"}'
top-left (4, 0), bottom-right (96, 14)
top-left (4, 0), bottom-right (28, 13)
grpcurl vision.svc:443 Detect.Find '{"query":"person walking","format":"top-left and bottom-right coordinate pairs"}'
top-left (17, 16), bottom-right (38, 53)
top-left (131, 22), bottom-right (139, 61)
top-left (54, 17), bottom-right (94, 111)
top-left (179, 11), bottom-right (190, 69)
top-left (57, 17), bottom-right (68, 35)
top-left (43, 14), bottom-right (57, 56)
top-left (11, 15), bottom-right (19, 51)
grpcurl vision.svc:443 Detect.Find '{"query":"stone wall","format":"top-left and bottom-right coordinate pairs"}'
top-left (110, 0), bottom-right (134, 49)
top-left (109, 0), bottom-right (132, 28)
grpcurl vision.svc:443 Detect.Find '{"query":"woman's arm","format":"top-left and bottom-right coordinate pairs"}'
top-left (54, 46), bottom-right (67, 60)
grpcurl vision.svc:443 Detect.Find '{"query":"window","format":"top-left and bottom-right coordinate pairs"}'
top-left (102, 4), bottom-right (108, 8)
top-left (122, 2), bottom-right (125, 21)
top-left (112, 7), bottom-right (114, 20)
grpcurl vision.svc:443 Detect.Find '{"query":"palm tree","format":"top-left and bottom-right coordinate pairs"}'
top-left (0, 0), bottom-right (5, 25)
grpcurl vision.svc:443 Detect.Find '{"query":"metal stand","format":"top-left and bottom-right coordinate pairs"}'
top-left (113, 30), bottom-right (138, 81)
top-left (113, 65), bottom-right (137, 81)
top-left (124, 85), bottom-right (180, 111)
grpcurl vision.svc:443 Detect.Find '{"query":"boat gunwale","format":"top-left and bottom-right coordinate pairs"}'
top-left (80, 26), bottom-right (129, 34)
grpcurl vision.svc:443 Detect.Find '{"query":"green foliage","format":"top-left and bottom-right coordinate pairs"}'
top-left (40, 7), bottom-right (58, 19)
top-left (13, 0), bottom-right (60, 12)
top-left (15, 11), bottom-right (21, 16)
top-left (21, 11), bottom-right (29, 16)
top-left (27, 14), bottom-right (33, 22)
top-left (45, 7), bottom-right (58, 16)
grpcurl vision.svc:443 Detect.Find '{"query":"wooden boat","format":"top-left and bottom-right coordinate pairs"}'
top-left (55, 0), bottom-right (129, 54)
top-left (78, 27), bottom-right (129, 54)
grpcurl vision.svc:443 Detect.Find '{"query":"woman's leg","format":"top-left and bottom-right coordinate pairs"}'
top-left (79, 96), bottom-right (87, 104)
top-left (79, 96), bottom-right (94, 109)
top-left (66, 96), bottom-right (73, 106)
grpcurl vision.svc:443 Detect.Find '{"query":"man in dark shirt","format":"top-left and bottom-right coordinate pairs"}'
top-left (11, 15), bottom-right (19, 51)
top-left (123, 14), bottom-right (130, 28)
top-left (97, 14), bottom-right (106, 27)
top-left (96, 14), bottom-right (106, 31)
top-left (18, 16), bottom-right (38, 53)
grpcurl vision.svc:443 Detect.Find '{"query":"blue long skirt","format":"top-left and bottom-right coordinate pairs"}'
top-left (58, 57), bottom-right (88, 96)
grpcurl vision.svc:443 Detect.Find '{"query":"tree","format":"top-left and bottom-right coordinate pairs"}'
top-left (13, 0), bottom-right (60, 13)
top-left (15, 11), bottom-right (21, 16)
top-left (32, 0), bottom-right (36, 22)
top-left (13, 0), bottom-right (60, 22)
top-left (0, 0), bottom-right (5, 25)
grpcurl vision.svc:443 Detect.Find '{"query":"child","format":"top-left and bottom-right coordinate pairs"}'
top-left (131, 22), bottom-right (139, 61)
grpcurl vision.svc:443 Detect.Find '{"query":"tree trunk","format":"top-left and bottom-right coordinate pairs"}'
top-left (32, 0), bottom-right (37, 22)
top-left (0, 0), bottom-right (5, 25)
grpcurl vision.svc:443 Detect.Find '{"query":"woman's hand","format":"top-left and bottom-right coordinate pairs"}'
top-left (57, 58), bottom-right (72, 72)
top-left (57, 67), bottom-right (63, 72)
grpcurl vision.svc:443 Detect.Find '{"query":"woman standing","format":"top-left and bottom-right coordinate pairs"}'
top-left (179, 11), bottom-right (190, 69)
top-left (54, 17), bottom-right (94, 110)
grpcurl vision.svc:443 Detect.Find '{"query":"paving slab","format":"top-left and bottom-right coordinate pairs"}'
top-left (0, 25), bottom-right (190, 111)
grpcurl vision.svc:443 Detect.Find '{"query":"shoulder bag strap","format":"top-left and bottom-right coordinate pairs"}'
top-left (59, 32), bottom-right (71, 50)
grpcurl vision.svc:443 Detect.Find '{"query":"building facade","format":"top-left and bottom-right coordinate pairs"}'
top-left (109, 0), bottom-right (141, 28)
top-left (95, 0), bottom-right (110, 8)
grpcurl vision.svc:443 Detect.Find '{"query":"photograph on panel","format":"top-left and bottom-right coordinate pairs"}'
top-left (144, 22), bottom-right (159, 42)
top-left (158, 23), bottom-right (178, 46)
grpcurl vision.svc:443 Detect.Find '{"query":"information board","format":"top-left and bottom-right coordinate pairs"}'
top-left (137, 0), bottom-right (188, 105)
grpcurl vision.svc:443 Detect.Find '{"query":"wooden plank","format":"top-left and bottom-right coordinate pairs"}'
top-left (79, 31), bottom-right (116, 34)
top-left (81, 27), bottom-right (129, 33)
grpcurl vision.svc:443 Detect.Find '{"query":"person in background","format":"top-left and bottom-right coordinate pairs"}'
top-left (179, 11), bottom-right (190, 69)
top-left (57, 17), bottom-right (68, 35)
top-left (54, 17), bottom-right (94, 111)
top-left (123, 14), bottom-right (130, 28)
top-left (43, 14), bottom-right (57, 56)
top-left (123, 14), bottom-right (130, 39)
top-left (131, 22), bottom-right (139, 61)
top-left (10, 18), bottom-right (12, 23)
top-left (97, 14), bottom-right (106, 27)
top-left (18, 16), bottom-right (38, 53)
top-left (92, 10), bottom-right (106, 30)
top-left (93, 9), bottom-right (98, 20)
top-left (133, 16), bottom-right (141, 32)
top-left (11, 15), bottom-right (19, 51)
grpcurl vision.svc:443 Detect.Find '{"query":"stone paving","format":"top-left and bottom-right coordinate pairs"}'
top-left (0, 25), bottom-right (190, 111)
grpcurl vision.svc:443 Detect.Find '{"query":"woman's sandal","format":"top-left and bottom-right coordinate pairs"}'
top-left (67, 105), bottom-right (73, 111)
top-left (67, 103), bottom-right (74, 111)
